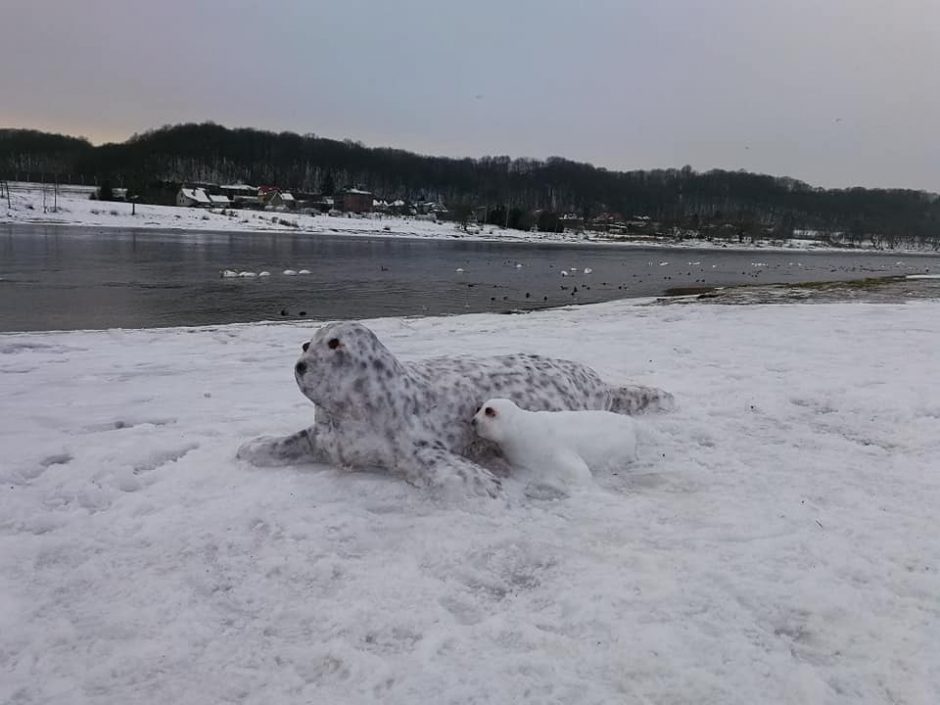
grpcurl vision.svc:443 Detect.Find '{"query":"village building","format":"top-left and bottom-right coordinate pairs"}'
top-left (234, 195), bottom-right (263, 208)
top-left (255, 185), bottom-right (278, 205)
top-left (386, 199), bottom-right (408, 215)
top-left (219, 184), bottom-right (258, 200)
top-left (267, 192), bottom-right (296, 210)
top-left (560, 213), bottom-right (584, 232)
top-left (208, 194), bottom-right (232, 207)
top-left (335, 188), bottom-right (373, 213)
top-left (176, 187), bottom-right (212, 207)
top-left (589, 212), bottom-right (627, 233)
top-left (413, 201), bottom-right (445, 216)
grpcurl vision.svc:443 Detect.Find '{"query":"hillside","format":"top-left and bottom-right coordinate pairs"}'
top-left (2, 123), bottom-right (939, 242)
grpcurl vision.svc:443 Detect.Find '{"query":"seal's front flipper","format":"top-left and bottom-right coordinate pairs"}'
top-left (236, 427), bottom-right (324, 466)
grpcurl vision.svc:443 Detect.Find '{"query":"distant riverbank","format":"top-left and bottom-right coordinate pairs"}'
top-left (4, 181), bottom-right (939, 255)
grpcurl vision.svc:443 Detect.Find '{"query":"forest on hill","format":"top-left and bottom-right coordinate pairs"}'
top-left (2, 122), bottom-right (939, 243)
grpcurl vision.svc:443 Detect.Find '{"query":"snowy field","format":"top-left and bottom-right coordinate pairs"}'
top-left (4, 182), bottom-right (934, 254)
top-left (2, 299), bottom-right (939, 704)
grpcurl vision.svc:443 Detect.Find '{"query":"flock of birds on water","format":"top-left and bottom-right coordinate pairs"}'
top-left (218, 258), bottom-right (929, 317)
top-left (221, 268), bottom-right (311, 278)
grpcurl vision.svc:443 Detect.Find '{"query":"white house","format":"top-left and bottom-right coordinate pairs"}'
top-left (176, 187), bottom-right (211, 207)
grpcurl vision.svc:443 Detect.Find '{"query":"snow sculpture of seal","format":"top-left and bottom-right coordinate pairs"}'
top-left (471, 398), bottom-right (638, 491)
top-left (237, 321), bottom-right (673, 496)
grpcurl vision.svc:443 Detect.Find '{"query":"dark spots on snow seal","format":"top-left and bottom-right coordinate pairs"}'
top-left (275, 320), bottom-right (671, 493)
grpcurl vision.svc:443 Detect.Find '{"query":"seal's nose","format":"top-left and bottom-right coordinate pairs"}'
top-left (302, 341), bottom-right (310, 352)
top-left (470, 416), bottom-right (477, 426)
top-left (295, 361), bottom-right (307, 376)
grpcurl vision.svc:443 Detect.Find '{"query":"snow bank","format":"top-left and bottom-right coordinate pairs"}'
top-left (2, 300), bottom-right (938, 704)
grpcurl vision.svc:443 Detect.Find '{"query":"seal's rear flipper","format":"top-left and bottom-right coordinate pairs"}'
top-left (608, 385), bottom-right (676, 415)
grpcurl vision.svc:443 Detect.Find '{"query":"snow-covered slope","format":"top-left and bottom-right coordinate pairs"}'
top-left (0, 184), bottom-right (586, 243)
top-left (2, 300), bottom-right (938, 704)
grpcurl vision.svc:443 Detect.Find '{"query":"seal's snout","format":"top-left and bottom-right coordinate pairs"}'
top-left (295, 361), bottom-right (307, 376)
top-left (302, 341), bottom-right (310, 352)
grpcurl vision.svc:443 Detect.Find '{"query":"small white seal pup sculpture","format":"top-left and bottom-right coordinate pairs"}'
top-left (472, 398), bottom-right (638, 490)
top-left (238, 321), bottom-right (672, 496)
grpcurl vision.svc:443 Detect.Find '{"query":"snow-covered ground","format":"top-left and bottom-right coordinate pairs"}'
top-left (0, 183), bottom-right (588, 244)
top-left (4, 182), bottom-right (937, 254)
top-left (2, 299), bottom-right (938, 704)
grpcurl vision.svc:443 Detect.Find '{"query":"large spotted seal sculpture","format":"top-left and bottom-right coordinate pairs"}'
top-left (472, 398), bottom-right (638, 492)
top-left (237, 321), bottom-right (673, 496)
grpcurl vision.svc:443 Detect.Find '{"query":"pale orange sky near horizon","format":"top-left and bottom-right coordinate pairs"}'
top-left (3, 0), bottom-right (940, 191)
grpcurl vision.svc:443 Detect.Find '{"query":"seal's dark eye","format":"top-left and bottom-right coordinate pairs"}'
top-left (302, 342), bottom-right (310, 352)
top-left (328, 338), bottom-right (340, 350)
top-left (484, 407), bottom-right (496, 417)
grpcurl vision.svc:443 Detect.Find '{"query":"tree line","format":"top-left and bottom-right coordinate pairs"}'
top-left (2, 122), bottom-right (939, 242)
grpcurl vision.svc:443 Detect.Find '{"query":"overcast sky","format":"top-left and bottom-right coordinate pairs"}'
top-left (2, 0), bottom-right (939, 190)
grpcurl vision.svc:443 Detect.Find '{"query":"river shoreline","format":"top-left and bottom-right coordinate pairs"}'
top-left (4, 183), bottom-right (940, 256)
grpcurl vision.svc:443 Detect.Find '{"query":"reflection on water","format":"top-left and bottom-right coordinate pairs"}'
top-left (1, 224), bottom-right (938, 332)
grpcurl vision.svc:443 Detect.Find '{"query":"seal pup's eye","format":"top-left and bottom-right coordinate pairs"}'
top-left (327, 338), bottom-right (341, 350)
top-left (484, 407), bottom-right (496, 418)
top-left (302, 342), bottom-right (310, 352)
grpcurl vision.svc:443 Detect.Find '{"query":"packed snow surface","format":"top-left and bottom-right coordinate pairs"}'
top-left (2, 300), bottom-right (939, 704)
